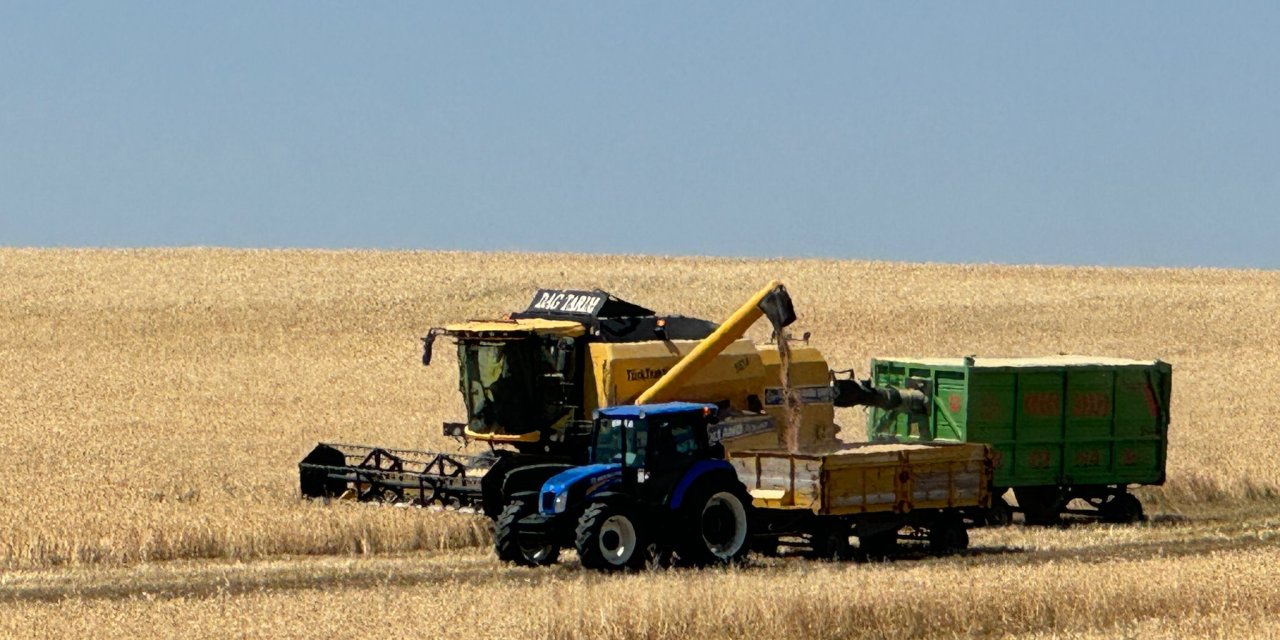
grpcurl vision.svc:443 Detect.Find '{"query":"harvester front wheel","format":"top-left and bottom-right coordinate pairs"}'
top-left (575, 501), bottom-right (647, 571)
top-left (494, 500), bottom-right (560, 567)
top-left (677, 480), bottom-right (752, 567)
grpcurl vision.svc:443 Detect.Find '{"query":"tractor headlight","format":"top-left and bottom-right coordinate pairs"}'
top-left (553, 491), bottom-right (569, 514)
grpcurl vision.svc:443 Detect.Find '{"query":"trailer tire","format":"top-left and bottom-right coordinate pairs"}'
top-left (928, 517), bottom-right (969, 555)
top-left (858, 529), bottom-right (898, 558)
top-left (986, 495), bottom-right (1013, 527)
top-left (677, 480), bottom-right (752, 567)
top-left (808, 526), bottom-right (853, 561)
top-left (1015, 486), bottom-right (1063, 526)
top-left (1099, 493), bottom-right (1145, 524)
top-left (494, 500), bottom-right (560, 567)
top-left (576, 501), bottom-right (646, 571)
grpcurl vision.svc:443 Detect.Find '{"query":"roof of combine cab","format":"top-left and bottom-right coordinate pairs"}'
top-left (596, 402), bottom-right (715, 419)
top-left (443, 318), bottom-right (587, 338)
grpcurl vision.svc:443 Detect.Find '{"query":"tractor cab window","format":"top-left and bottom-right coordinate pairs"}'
top-left (649, 416), bottom-right (704, 470)
top-left (591, 418), bottom-right (647, 467)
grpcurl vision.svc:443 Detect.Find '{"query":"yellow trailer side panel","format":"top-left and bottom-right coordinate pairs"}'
top-left (731, 442), bottom-right (992, 516)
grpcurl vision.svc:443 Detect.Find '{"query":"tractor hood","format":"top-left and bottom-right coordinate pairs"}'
top-left (539, 463), bottom-right (622, 515)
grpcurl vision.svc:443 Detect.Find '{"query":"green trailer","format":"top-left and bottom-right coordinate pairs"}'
top-left (865, 355), bottom-right (1171, 524)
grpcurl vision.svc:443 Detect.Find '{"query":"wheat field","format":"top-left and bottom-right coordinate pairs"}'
top-left (2, 248), bottom-right (1279, 638)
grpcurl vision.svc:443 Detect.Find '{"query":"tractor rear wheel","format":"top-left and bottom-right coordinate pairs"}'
top-left (494, 500), bottom-right (560, 567)
top-left (575, 501), bottom-right (646, 571)
top-left (677, 480), bottom-right (752, 567)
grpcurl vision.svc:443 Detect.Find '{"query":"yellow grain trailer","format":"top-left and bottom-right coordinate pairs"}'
top-left (730, 442), bottom-right (993, 557)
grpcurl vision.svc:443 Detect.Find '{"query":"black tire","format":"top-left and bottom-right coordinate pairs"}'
top-left (858, 529), bottom-right (898, 558)
top-left (677, 480), bottom-right (753, 567)
top-left (575, 501), bottom-right (647, 571)
top-left (1099, 493), bottom-right (1146, 524)
top-left (494, 500), bottom-right (561, 567)
top-left (1015, 486), bottom-right (1063, 526)
top-left (808, 526), bottom-right (853, 561)
top-left (986, 494), bottom-right (1013, 527)
top-left (928, 516), bottom-right (969, 555)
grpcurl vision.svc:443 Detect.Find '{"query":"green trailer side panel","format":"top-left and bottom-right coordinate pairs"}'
top-left (1062, 369), bottom-right (1115, 484)
top-left (967, 373), bottom-right (1016, 486)
top-left (868, 357), bottom-right (1171, 491)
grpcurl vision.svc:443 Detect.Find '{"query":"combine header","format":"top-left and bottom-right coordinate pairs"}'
top-left (300, 444), bottom-right (493, 508)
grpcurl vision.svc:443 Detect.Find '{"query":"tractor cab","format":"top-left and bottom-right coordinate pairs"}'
top-left (536, 402), bottom-right (721, 518)
top-left (587, 402), bottom-right (720, 469)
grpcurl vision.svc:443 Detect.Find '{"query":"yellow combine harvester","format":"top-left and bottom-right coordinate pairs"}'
top-left (299, 281), bottom-right (914, 518)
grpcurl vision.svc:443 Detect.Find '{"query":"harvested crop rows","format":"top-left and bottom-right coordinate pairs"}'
top-left (2, 249), bottom-right (1278, 638)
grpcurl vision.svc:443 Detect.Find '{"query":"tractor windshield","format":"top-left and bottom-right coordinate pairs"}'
top-left (591, 418), bottom-right (647, 467)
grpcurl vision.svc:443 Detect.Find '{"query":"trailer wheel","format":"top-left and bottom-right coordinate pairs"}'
top-left (858, 529), bottom-right (898, 558)
top-left (494, 500), bottom-right (560, 567)
top-left (928, 517), bottom-right (969, 555)
top-left (576, 501), bottom-right (646, 571)
top-left (678, 482), bottom-right (752, 567)
top-left (986, 495), bottom-right (1013, 527)
top-left (1099, 493), bottom-right (1145, 524)
top-left (808, 527), bottom-right (853, 561)
top-left (1015, 486), bottom-right (1063, 526)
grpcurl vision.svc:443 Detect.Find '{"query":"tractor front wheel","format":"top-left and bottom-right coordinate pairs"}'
top-left (494, 500), bottom-right (560, 567)
top-left (575, 501), bottom-right (647, 571)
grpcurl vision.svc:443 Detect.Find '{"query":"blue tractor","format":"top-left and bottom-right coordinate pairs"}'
top-left (494, 402), bottom-right (754, 570)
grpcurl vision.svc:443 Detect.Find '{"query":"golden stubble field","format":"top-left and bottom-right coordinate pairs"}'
top-left (2, 248), bottom-right (1279, 639)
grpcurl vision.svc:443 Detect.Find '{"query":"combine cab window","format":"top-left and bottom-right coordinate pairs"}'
top-left (458, 340), bottom-right (544, 434)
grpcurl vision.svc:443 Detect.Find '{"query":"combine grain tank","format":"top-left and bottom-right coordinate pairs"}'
top-left (866, 356), bottom-right (1171, 524)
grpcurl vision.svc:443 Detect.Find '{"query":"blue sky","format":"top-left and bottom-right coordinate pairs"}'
top-left (2, 3), bottom-right (1277, 267)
